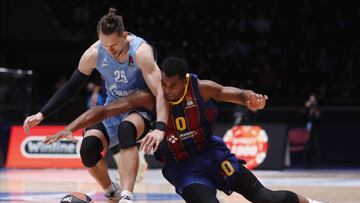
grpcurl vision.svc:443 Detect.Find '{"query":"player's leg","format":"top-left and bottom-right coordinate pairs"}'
top-left (81, 122), bottom-right (121, 201)
top-left (182, 183), bottom-right (219, 203)
top-left (117, 112), bottom-right (151, 202)
top-left (109, 144), bottom-right (148, 182)
top-left (137, 150), bottom-right (148, 182)
top-left (232, 164), bottom-right (324, 203)
top-left (109, 144), bottom-right (121, 168)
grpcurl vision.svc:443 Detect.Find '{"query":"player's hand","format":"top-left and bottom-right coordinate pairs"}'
top-left (23, 112), bottom-right (44, 135)
top-left (44, 129), bottom-right (76, 144)
top-left (138, 129), bottom-right (164, 154)
top-left (244, 91), bottom-right (268, 111)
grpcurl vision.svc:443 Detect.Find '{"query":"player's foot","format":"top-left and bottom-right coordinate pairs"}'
top-left (119, 190), bottom-right (133, 203)
top-left (308, 199), bottom-right (328, 203)
top-left (104, 181), bottom-right (121, 202)
top-left (119, 196), bottom-right (132, 203)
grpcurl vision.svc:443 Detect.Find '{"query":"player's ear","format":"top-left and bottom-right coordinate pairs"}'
top-left (183, 75), bottom-right (188, 83)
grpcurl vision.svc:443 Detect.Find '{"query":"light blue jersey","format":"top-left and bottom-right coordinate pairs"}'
top-left (95, 33), bottom-right (153, 147)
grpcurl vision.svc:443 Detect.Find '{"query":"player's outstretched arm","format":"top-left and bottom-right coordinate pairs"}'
top-left (44, 90), bottom-right (154, 144)
top-left (136, 44), bottom-right (169, 154)
top-left (199, 80), bottom-right (268, 111)
top-left (23, 45), bottom-right (98, 135)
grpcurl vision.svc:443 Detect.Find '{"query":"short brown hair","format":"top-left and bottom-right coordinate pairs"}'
top-left (97, 7), bottom-right (124, 35)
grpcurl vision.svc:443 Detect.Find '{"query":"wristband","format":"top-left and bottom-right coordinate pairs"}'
top-left (154, 121), bottom-right (167, 131)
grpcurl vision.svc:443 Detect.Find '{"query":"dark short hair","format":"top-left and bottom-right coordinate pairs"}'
top-left (161, 57), bottom-right (188, 79)
top-left (97, 7), bottom-right (124, 35)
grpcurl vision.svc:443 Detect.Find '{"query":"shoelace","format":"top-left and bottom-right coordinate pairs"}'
top-left (120, 195), bottom-right (131, 200)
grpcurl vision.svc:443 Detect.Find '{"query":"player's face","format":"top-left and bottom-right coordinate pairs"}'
top-left (161, 72), bottom-right (187, 102)
top-left (99, 32), bottom-right (126, 58)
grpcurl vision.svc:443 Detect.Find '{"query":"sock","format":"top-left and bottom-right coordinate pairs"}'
top-left (121, 190), bottom-right (133, 199)
top-left (307, 198), bottom-right (324, 203)
top-left (104, 182), bottom-right (115, 193)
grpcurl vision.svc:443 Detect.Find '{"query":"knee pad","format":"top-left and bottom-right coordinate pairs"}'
top-left (80, 136), bottom-right (103, 167)
top-left (118, 121), bottom-right (137, 149)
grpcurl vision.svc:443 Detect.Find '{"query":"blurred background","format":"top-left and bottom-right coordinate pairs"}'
top-left (0, 0), bottom-right (359, 169)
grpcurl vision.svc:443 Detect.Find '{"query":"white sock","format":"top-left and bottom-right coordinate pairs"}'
top-left (307, 198), bottom-right (323, 203)
top-left (121, 190), bottom-right (133, 199)
top-left (104, 182), bottom-right (115, 193)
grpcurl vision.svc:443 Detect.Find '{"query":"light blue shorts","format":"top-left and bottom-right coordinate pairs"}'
top-left (102, 109), bottom-right (152, 148)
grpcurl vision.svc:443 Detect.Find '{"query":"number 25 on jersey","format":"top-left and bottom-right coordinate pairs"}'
top-left (114, 70), bottom-right (128, 83)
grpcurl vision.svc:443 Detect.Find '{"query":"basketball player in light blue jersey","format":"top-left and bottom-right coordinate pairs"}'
top-left (23, 8), bottom-right (168, 203)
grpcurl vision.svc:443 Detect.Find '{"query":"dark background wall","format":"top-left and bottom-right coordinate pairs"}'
top-left (0, 0), bottom-right (359, 167)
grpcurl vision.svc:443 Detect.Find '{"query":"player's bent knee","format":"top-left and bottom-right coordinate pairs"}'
top-left (80, 136), bottom-right (103, 167)
top-left (118, 121), bottom-right (137, 149)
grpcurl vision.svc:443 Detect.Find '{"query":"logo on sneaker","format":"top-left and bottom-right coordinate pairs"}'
top-left (121, 196), bottom-right (131, 200)
top-left (61, 197), bottom-right (73, 202)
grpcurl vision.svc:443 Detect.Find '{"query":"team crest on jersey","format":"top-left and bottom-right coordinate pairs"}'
top-left (102, 57), bottom-right (109, 68)
top-left (168, 134), bottom-right (178, 144)
top-left (128, 56), bottom-right (134, 67)
top-left (185, 95), bottom-right (195, 108)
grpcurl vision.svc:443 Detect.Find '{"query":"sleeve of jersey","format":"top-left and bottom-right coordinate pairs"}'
top-left (40, 69), bottom-right (89, 118)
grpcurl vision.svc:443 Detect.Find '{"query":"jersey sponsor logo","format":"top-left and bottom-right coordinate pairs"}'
top-left (168, 134), bottom-right (178, 144)
top-left (108, 83), bottom-right (136, 97)
top-left (179, 131), bottom-right (196, 140)
top-left (20, 136), bottom-right (81, 158)
top-left (224, 125), bottom-right (269, 170)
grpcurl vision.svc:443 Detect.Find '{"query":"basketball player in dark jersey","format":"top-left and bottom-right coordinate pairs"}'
top-left (45, 57), bottom-right (326, 203)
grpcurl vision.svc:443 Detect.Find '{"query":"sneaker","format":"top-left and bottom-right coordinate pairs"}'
top-left (104, 181), bottom-right (121, 202)
top-left (119, 195), bottom-right (133, 203)
top-left (119, 190), bottom-right (133, 203)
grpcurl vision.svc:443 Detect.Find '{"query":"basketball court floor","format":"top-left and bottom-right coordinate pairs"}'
top-left (1, 168), bottom-right (359, 203)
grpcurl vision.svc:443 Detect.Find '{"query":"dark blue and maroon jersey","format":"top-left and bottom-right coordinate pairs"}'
top-left (155, 74), bottom-right (218, 163)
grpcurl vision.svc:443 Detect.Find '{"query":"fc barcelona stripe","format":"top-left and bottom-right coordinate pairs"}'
top-left (185, 79), bottom-right (207, 150)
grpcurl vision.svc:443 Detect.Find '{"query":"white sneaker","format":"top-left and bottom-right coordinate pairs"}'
top-left (119, 190), bottom-right (133, 203)
top-left (119, 196), bottom-right (133, 203)
top-left (308, 199), bottom-right (329, 203)
top-left (104, 181), bottom-right (121, 202)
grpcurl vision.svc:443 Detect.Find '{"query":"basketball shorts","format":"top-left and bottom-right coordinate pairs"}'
top-left (162, 136), bottom-right (244, 195)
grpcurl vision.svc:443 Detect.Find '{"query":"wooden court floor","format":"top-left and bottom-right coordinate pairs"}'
top-left (1, 168), bottom-right (359, 203)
